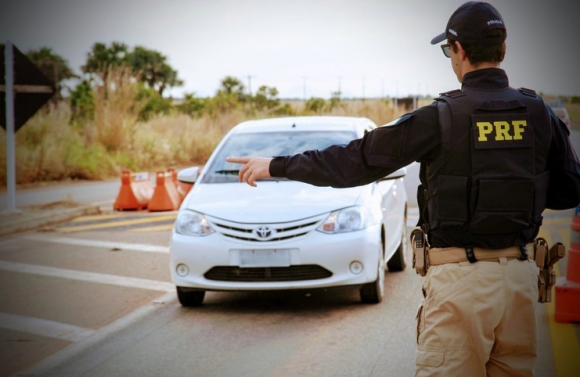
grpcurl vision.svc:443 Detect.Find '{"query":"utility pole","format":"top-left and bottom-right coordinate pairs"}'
top-left (302, 77), bottom-right (307, 102)
top-left (4, 42), bottom-right (17, 213)
top-left (246, 75), bottom-right (255, 96)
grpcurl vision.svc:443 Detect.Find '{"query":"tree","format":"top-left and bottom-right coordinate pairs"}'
top-left (206, 76), bottom-right (246, 114)
top-left (328, 91), bottom-right (342, 111)
top-left (82, 42), bottom-right (130, 81)
top-left (176, 93), bottom-right (206, 117)
top-left (69, 80), bottom-right (95, 125)
top-left (82, 43), bottom-right (183, 97)
top-left (130, 46), bottom-right (183, 96)
top-left (305, 97), bottom-right (327, 113)
top-left (253, 85), bottom-right (280, 111)
top-left (218, 76), bottom-right (245, 98)
top-left (136, 84), bottom-right (174, 121)
top-left (26, 47), bottom-right (77, 101)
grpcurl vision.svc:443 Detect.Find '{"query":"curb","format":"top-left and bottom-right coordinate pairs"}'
top-left (0, 204), bottom-right (101, 238)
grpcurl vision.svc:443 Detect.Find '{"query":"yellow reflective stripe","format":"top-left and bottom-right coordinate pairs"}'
top-left (69, 214), bottom-right (121, 222)
top-left (57, 215), bottom-right (176, 232)
top-left (130, 224), bottom-right (174, 232)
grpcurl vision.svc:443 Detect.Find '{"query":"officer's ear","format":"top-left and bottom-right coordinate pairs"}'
top-left (455, 41), bottom-right (468, 61)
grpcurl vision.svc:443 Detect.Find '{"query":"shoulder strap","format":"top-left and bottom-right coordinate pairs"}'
top-left (519, 87), bottom-right (537, 98)
top-left (439, 89), bottom-right (466, 99)
top-left (435, 97), bottom-right (453, 162)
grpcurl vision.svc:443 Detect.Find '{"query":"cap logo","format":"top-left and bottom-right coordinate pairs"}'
top-left (487, 19), bottom-right (503, 25)
top-left (448, 28), bottom-right (458, 36)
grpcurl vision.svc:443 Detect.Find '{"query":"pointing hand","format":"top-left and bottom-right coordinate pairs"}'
top-left (225, 157), bottom-right (273, 187)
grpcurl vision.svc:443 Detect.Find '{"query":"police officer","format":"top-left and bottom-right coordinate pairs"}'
top-left (227, 2), bottom-right (580, 376)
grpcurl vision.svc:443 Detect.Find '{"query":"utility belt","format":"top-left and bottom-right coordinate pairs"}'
top-left (410, 228), bottom-right (565, 303)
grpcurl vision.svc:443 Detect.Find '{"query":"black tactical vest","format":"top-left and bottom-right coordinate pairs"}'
top-left (422, 86), bottom-right (552, 248)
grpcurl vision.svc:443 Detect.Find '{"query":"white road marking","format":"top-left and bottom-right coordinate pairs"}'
top-left (0, 260), bottom-right (174, 292)
top-left (0, 237), bottom-right (22, 251)
top-left (0, 211), bottom-right (179, 375)
top-left (0, 312), bottom-right (95, 342)
top-left (15, 292), bottom-right (176, 377)
top-left (24, 234), bottom-right (169, 253)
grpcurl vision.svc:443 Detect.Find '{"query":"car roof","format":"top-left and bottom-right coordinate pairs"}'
top-left (231, 116), bottom-right (376, 134)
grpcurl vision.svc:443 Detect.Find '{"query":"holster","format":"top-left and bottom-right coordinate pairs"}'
top-left (411, 227), bottom-right (429, 276)
top-left (536, 238), bottom-right (566, 303)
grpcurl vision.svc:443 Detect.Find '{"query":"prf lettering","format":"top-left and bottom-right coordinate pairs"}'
top-left (476, 120), bottom-right (527, 141)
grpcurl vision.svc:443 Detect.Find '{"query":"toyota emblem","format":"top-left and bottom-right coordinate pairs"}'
top-left (255, 226), bottom-right (273, 239)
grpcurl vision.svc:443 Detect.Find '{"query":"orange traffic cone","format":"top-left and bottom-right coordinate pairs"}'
top-left (113, 170), bottom-right (154, 211)
top-left (148, 170), bottom-right (181, 212)
top-left (555, 206), bottom-right (580, 323)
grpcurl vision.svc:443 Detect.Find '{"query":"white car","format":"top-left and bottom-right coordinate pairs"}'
top-left (552, 107), bottom-right (571, 128)
top-left (170, 116), bottom-right (409, 306)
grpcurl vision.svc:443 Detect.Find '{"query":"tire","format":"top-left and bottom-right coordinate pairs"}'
top-left (360, 241), bottom-right (385, 304)
top-left (387, 213), bottom-right (408, 272)
top-left (176, 286), bottom-right (205, 307)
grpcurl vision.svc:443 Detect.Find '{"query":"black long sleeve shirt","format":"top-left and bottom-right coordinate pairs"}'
top-left (269, 68), bottom-right (579, 246)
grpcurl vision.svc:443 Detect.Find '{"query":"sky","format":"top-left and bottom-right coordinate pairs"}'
top-left (1, 0), bottom-right (579, 99)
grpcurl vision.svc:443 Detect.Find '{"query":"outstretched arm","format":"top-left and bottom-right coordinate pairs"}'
top-left (226, 157), bottom-right (273, 187)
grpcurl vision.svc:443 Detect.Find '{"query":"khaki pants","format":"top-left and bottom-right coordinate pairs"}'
top-left (415, 258), bottom-right (539, 377)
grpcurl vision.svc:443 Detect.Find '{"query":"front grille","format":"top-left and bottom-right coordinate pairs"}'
top-left (206, 214), bottom-right (327, 242)
top-left (204, 265), bottom-right (332, 282)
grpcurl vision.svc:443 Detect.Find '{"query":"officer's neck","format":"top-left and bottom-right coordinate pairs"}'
top-left (458, 61), bottom-right (500, 83)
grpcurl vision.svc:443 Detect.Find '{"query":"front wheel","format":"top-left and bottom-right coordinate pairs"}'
top-left (360, 243), bottom-right (385, 304)
top-left (176, 287), bottom-right (205, 307)
top-left (387, 214), bottom-right (408, 272)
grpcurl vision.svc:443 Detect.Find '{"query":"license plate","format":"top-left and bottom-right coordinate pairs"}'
top-left (239, 249), bottom-right (291, 267)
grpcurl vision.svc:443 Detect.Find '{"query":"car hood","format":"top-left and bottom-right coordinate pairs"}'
top-left (182, 181), bottom-right (367, 223)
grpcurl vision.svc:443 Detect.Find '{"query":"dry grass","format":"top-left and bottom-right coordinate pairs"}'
top-left (87, 67), bottom-right (142, 152)
top-left (329, 98), bottom-right (431, 125)
top-left (8, 89), bottom-right (577, 187)
top-left (131, 111), bottom-right (240, 168)
top-left (0, 102), bottom-right (112, 184)
top-left (0, 95), bottom-right (420, 186)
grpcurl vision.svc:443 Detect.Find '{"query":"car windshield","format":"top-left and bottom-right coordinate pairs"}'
top-left (202, 130), bottom-right (356, 183)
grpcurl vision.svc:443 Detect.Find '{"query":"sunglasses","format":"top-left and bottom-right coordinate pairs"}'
top-left (441, 43), bottom-right (453, 58)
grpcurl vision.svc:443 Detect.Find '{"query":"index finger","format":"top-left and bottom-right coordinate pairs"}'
top-left (225, 157), bottom-right (250, 164)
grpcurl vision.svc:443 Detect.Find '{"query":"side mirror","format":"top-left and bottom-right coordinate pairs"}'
top-left (177, 167), bottom-right (200, 184)
top-left (380, 167), bottom-right (407, 181)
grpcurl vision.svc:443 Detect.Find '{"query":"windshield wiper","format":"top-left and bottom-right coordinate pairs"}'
top-left (214, 169), bottom-right (240, 175)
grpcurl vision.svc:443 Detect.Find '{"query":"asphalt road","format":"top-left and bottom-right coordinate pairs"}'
top-left (0, 215), bottom-right (423, 377)
top-left (37, 262), bottom-right (423, 377)
top-left (0, 179), bottom-right (120, 210)
top-left (2, 209), bottom-right (575, 377)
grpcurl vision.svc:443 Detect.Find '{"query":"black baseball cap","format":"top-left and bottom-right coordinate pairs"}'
top-left (431, 1), bottom-right (506, 45)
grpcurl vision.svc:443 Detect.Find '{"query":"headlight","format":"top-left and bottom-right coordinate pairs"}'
top-left (175, 211), bottom-right (215, 236)
top-left (317, 206), bottom-right (368, 234)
